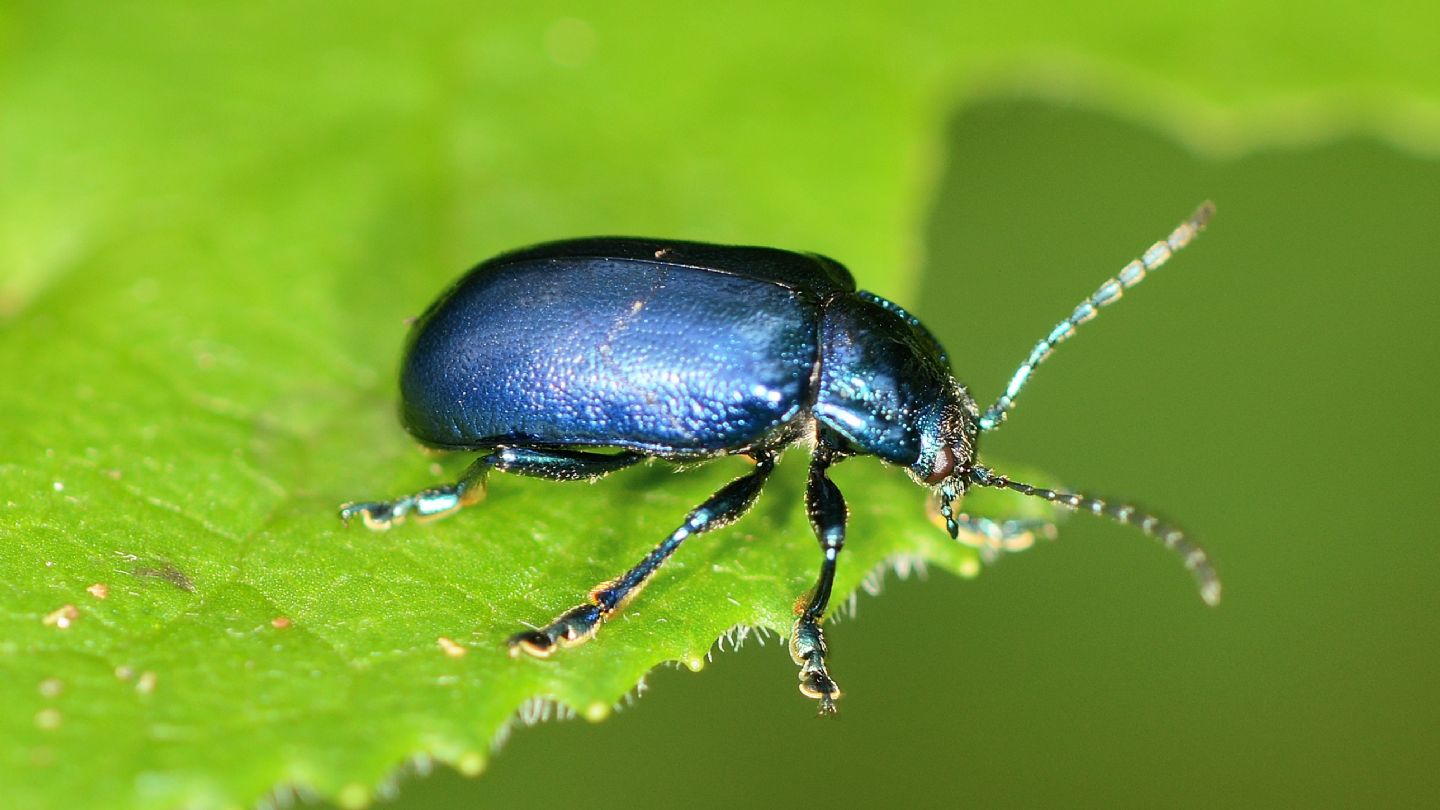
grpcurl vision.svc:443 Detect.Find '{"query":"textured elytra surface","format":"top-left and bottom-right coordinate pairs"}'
top-left (3, 1), bottom-right (1434, 809)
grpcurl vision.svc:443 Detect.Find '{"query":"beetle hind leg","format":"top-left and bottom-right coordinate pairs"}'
top-left (340, 447), bottom-right (646, 531)
top-left (789, 448), bottom-right (847, 715)
top-left (508, 453), bottom-right (775, 658)
top-left (339, 457), bottom-right (491, 530)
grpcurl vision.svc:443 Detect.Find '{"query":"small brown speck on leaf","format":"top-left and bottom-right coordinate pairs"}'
top-left (136, 671), bottom-right (157, 695)
top-left (42, 605), bottom-right (78, 629)
top-left (133, 561), bottom-right (195, 592)
top-left (437, 637), bottom-right (467, 658)
top-left (87, 583), bottom-right (109, 600)
top-left (271, 616), bottom-right (291, 629)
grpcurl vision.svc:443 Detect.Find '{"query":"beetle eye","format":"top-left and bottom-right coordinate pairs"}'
top-left (924, 446), bottom-right (956, 485)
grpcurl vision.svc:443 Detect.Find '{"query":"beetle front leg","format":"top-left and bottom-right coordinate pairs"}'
top-left (791, 450), bottom-right (847, 715)
top-left (952, 514), bottom-right (1057, 563)
top-left (340, 447), bottom-right (646, 530)
top-left (509, 453), bottom-right (775, 658)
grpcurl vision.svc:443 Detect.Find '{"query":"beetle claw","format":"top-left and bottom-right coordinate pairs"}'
top-left (800, 670), bottom-right (841, 715)
top-left (337, 502), bottom-right (398, 531)
top-left (506, 630), bottom-right (557, 658)
top-left (508, 603), bottom-right (605, 658)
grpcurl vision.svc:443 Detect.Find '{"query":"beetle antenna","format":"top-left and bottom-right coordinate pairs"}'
top-left (967, 464), bottom-right (1221, 606)
top-left (978, 201), bottom-right (1215, 432)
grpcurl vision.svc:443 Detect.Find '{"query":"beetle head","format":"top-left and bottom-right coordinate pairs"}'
top-left (907, 379), bottom-right (980, 537)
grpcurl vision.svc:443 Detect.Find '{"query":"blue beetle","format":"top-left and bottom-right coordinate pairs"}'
top-left (342, 203), bottom-right (1220, 714)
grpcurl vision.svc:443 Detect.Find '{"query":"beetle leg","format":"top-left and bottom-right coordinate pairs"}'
top-left (508, 453), bottom-right (776, 658)
top-left (951, 514), bottom-right (1058, 563)
top-left (791, 450), bottom-right (847, 715)
top-left (484, 447), bottom-right (648, 482)
top-left (339, 457), bottom-right (491, 531)
top-left (340, 448), bottom-right (646, 530)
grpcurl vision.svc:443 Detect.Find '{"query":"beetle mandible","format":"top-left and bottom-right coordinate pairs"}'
top-left (341, 202), bottom-right (1221, 714)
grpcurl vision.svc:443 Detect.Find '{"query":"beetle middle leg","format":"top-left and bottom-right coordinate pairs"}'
top-left (340, 447), bottom-right (646, 530)
top-left (791, 446), bottom-right (847, 715)
top-left (508, 452), bottom-right (776, 658)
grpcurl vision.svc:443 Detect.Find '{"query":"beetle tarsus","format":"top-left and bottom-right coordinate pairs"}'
top-left (950, 513), bottom-right (1058, 563)
top-left (338, 500), bottom-right (405, 531)
top-left (507, 604), bottom-right (604, 657)
top-left (792, 614), bottom-right (841, 714)
top-left (339, 459), bottom-right (493, 531)
top-left (506, 629), bottom-right (556, 658)
top-left (337, 489), bottom-right (459, 530)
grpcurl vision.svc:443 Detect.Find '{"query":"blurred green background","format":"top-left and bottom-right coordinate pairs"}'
top-left (3, 1), bottom-right (1437, 808)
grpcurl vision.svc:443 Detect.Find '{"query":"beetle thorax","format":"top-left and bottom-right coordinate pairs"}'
top-left (811, 292), bottom-right (977, 478)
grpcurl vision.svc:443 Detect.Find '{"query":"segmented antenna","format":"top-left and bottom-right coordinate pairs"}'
top-left (968, 464), bottom-right (1221, 606)
top-left (979, 201), bottom-right (1215, 432)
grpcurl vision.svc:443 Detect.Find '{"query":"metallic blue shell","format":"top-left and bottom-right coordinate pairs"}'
top-left (812, 294), bottom-right (959, 468)
top-left (400, 239), bottom-right (853, 455)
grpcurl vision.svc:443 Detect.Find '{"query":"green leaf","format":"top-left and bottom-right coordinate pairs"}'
top-left (2, 2), bottom-right (1433, 808)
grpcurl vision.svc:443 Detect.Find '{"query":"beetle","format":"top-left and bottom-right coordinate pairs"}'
top-left (341, 202), bottom-right (1221, 714)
